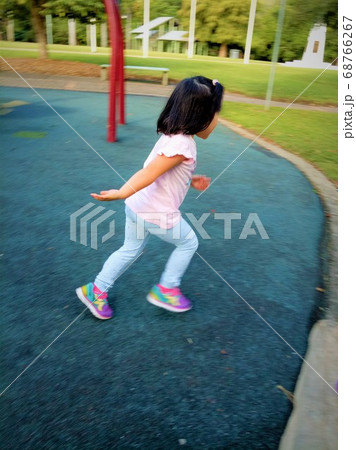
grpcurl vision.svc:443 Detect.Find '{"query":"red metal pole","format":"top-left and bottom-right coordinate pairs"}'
top-left (103, 0), bottom-right (125, 142)
top-left (117, 6), bottom-right (125, 125)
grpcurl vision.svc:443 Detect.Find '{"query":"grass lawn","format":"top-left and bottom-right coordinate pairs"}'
top-left (0, 42), bottom-right (337, 105)
top-left (221, 102), bottom-right (338, 182)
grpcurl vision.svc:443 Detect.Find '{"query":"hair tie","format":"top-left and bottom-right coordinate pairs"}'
top-left (212, 79), bottom-right (219, 86)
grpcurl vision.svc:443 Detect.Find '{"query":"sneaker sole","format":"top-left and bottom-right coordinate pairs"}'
top-left (146, 294), bottom-right (192, 313)
top-left (76, 287), bottom-right (112, 320)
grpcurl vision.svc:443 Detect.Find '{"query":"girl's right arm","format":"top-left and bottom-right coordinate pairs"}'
top-left (91, 154), bottom-right (186, 201)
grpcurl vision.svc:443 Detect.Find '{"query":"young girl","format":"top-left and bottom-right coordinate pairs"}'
top-left (76, 76), bottom-right (224, 319)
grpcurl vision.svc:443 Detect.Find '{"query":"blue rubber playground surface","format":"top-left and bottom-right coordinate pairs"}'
top-left (0, 87), bottom-right (324, 449)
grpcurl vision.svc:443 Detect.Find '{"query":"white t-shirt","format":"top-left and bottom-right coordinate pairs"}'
top-left (125, 133), bottom-right (197, 229)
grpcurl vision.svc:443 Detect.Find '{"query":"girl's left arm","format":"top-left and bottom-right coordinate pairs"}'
top-left (91, 154), bottom-right (186, 201)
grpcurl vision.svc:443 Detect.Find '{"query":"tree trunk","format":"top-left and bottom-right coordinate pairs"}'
top-left (218, 43), bottom-right (228, 58)
top-left (30, 1), bottom-right (48, 59)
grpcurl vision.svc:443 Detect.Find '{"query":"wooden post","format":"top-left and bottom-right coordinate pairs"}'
top-left (68, 19), bottom-right (76, 46)
top-left (46, 15), bottom-right (53, 45)
top-left (100, 22), bottom-right (108, 48)
top-left (90, 19), bottom-right (97, 53)
top-left (6, 19), bottom-right (15, 41)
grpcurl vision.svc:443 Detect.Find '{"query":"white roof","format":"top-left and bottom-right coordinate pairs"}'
top-left (131, 17), bottom-right (173, 33)
top-left (134, 30), bottom-right (158, 40)
top-left (158, 30), bottom-right (189, 42)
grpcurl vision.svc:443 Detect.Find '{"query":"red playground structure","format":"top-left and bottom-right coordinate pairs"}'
top-left (103, 0), bottom-right (125, 142)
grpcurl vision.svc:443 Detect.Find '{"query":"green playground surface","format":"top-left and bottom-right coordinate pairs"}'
top-left (0, 87), bottom-right (325, 448)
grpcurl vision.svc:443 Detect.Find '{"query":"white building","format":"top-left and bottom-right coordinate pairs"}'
top-left (285, 24), bottom-right (337, 70)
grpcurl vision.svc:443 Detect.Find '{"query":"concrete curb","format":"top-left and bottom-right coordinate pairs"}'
top-left (279, 320), bottom-right (338, 450)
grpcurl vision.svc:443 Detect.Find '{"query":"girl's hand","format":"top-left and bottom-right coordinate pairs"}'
top-left (190, 175), bottom-right (211, 191)
top-left (90, 189), bottom-right (122, 201)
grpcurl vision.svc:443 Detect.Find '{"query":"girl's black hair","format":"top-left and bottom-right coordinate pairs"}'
top-left (157, 76), bottom-right (224, 135)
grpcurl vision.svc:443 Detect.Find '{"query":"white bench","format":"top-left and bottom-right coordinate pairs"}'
top-left (100, 64), bottom-right (169, 86)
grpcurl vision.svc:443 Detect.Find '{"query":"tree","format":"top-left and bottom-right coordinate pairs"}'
top-left (0, 1), bottom-right (47, 58)
top-left (177, 0), bottom-right (337, 62)
top-left (322, 0), bottom-right (337, 62)
top-left (120, 0), bottom-right (181, 30)
top-left (179, 0), bottom-right (250, 57)
top-left (31, 0), bottom-right (105, 58)
top-left (0, 0), bottom-right (109, 57)
top-left (43, 0), bottom-right (105, 23)
top-left (0, 0), bottom-right (48, 58)
top-left (253, 0), bottom-right (338, 62)
top-left (250, 1), bottom-right (278, 61)
top-left (30, 0), bottom-right (48, 58)
top-left (0, 0), bottom-right (34, 42)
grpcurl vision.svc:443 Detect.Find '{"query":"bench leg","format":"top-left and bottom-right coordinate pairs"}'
top-left (162, 72), bottom-right (168, 86)
top-left (101, 67), bottom-right (108, 81)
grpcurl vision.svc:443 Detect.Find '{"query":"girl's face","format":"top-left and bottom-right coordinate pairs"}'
top-left (196, 113), bottom-right (219, 139)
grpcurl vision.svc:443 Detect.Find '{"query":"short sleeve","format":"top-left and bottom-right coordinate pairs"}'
top-left (156, 134), bottom-right (196, 162)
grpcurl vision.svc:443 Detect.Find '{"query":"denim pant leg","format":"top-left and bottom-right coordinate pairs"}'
top-left (94, 207), bottom-right (150, 292)
top-left (151, 218), bottom-right (199, 289)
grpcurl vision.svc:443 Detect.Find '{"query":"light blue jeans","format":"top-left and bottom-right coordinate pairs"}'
top-left (94, 206), bottom-right (199, 292)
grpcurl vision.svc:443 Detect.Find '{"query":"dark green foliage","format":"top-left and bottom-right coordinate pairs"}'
top-left (254, 0), bottom-right (338, 63)
top-left (179, 0), bottom-right (250, 55)
top-left (1, 0), bottom-right (338, 62)
top-left (42, 0), bottom-right (106, 23)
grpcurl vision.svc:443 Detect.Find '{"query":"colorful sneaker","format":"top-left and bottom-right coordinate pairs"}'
top-left (76, 283), bottom-right (113, 320)
top-left (147, 284), bottom-right (192, 313)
